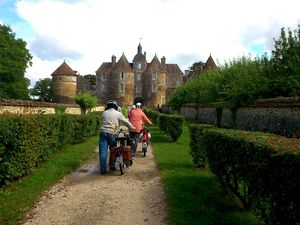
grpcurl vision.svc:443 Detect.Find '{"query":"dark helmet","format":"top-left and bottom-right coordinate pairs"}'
top-left (106, 100), bottom-right (119, 110)
top-left (136, 102), bottom-right (142, 108)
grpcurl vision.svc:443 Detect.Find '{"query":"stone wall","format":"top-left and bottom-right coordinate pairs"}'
top-left (0, 99), bottom-right (104, 115)
top-left (163, 97), bottom-right (300, 138)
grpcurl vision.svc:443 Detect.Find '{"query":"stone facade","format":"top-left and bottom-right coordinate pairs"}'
top-left (96, 44), bottom-right (183, 107)
top-left (168, 97), bottom-right (300, 138)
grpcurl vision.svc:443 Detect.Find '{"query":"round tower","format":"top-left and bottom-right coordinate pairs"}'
top-left (51, 61), bottom-right (78, 103)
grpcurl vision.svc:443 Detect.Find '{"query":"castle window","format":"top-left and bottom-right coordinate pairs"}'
top-left (119, 72), bottom-right (125, 80)
top-left (102, 73), bottom-right (106, 80)
top-left (119, 83), bottom-right (124, 92)
top-left (137, 63), bottom-right (141, 69)
top-left (101, 84), bottom-right (106, 93)
top-left (136, 84), bottom-right (141, 94)
top-left (161, 96), bottom-right (165, 105)
top-left (136, 73), bottom-right (141, 81)
top-left (152, 83), bottom-right (157, 92)
top-left (152, 72), bottom-right (157, 80)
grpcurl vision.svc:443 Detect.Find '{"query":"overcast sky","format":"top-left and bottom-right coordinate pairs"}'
top-left (1, 0), bottom-right (300, 86)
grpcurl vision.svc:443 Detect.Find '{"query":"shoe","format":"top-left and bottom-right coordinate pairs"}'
top-left (110, 167), bottom-right (116, 172)
top-left (100, 171), bottom-right (106, 175)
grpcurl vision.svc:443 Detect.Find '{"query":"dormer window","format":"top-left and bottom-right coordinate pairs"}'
top-left (137, 63), bottom-right (141, 69)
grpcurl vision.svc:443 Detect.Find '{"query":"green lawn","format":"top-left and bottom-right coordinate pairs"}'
top-left (151, 123), bottom-right (263, 225)
top-left (0, 135), bottom-right (99, 225)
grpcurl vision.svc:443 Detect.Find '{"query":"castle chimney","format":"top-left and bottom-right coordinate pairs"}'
top-left (161, 56), bottom-right (166, 66)
top-left (144, 51), bottom-right (146, 59)
top-left (112, 55), bottom-right (116, 67)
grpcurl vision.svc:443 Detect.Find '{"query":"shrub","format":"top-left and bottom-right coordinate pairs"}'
top-left (0, 112), bottom-right (101, 186)
top-left (159, 114), bottom-right (184, 141)
top-left (188, 124), bottom-right (215, 167)
top-left (203, 128), bottom-right (300, 225)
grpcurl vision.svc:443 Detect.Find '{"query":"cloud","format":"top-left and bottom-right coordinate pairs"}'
top-left (9, 0), bottom-right (300, 85)
top-left (30, 35), bottom-right (83, 61)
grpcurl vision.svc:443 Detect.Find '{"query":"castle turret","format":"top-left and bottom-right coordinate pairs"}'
top-left (51, 61), bottom-right (78, 103)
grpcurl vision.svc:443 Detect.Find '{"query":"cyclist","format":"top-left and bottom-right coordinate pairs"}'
top-left (129, 102), bottom-right (152, 155)
top-left (99, 100), bottom-right (135, 175)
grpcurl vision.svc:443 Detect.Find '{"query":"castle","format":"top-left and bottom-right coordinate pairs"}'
top-left (51, 43), bottom-right (216, 107)
top-left (95, 43), bottom-right (183, 107)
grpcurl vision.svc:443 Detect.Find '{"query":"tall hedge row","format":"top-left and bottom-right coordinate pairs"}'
top-left (189, 125), bottom-right (300, 225)
top-left (0, 112), bottom-right (101, 186)
top-left (188, 124), bottom-right (215, 167)
top-left (144, 109), bottom-right (184, 141)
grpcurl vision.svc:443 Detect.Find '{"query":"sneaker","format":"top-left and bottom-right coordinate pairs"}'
top-left (100, 171), bottom-right (106, 175)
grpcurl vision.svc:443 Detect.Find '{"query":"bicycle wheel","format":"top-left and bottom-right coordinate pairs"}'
top-left (119, 163), bottom-right (124, 175)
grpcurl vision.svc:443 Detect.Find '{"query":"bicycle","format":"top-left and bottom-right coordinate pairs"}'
top-left (110, 130), bottom-right (133, 175)
top-left (141, 127), bottom-right (150, 157)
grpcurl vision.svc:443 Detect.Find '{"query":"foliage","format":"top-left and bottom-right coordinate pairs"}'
top-left (0, 113), bottom-right (101, 186)
top-left (151, 123), bottom-right (262, 225)
top-left (159, 114), bottom-right (184, 141)
top-left (169, 25), bottom-right (300, 108)
top-left (75, 92), bottom-right (98, 114)
top-left (189, 124), bottom-right (215, 167)
top-left (202, 127), bottom-right (300, 225)
top-left (30, 78), bottom-right (53, 102)
top-left (0, 24), bottom-right (32, 99)
top-left (83, 74), bottom-right (96, 85)
top-left (143, 108), bottom-right (160, 124)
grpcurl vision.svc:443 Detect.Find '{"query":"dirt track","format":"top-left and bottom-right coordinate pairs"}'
top-left (22, 144), bottom-right (168, 225)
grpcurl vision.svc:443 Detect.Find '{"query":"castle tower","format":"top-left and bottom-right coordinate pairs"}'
top-left (51, 61), bottom-right (78, 103)
top-left (142, 54), bottom-right (167, 107)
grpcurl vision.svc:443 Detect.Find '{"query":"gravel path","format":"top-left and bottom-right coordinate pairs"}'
top-left (22, 144), bottom-right (168, 225)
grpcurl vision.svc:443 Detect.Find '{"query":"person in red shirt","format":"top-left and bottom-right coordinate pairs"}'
top-left (129, 102), bottom-right (152, 155)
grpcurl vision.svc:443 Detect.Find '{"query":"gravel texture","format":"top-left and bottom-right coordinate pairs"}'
top-left (22, 144), bottom-right (168, 225)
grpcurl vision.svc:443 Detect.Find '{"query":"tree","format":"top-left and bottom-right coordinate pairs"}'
top-left (30, 78), bottom-right (53, 102)
top-left (268, 25), bottom-right (300, 96)
top-left (84, 74), bottom-right (96, 85)
top-left (75, 92), bottom-right (98, 114)
top-left (0, 24), bottom-right (32, 99)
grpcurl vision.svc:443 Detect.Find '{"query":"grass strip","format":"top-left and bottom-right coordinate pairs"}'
top-left (151, 123), bottom-right (263, 225)
top-left (0, 135), bottom-right (99, 225)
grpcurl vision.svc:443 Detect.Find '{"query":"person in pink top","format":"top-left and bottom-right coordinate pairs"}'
top-left (129, 102), bottom-right (152, 155)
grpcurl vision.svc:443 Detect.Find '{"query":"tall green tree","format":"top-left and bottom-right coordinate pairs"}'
top-left (0, 24), bottom-right (32, 99)
top-left (268, 25), bottom-right (300, 96)
top-left (83, 74), bottom-right (96, 85)
top-left (30, 78), bottom-right (53, 102)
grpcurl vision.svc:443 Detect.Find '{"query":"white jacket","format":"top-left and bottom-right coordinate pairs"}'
top-left (100, 108), bottom-right (135, 134)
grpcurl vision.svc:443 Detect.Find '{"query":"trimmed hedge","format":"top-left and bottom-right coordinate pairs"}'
top-left (143, 108), bottom-right (160, 125)
top-left (188, 124), bottom-right (215, 167)
top-left (159, 114), bottom-right (184, 141)
top-left (144, 109), bottom-right (184, 142)
top-left (194, 127), bottom-right (300, 225)
top-left (0, 112), bottom-right (101, 186)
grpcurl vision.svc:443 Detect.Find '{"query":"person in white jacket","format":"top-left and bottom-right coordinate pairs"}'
top-left (99, 100), bottom-right (135, 175)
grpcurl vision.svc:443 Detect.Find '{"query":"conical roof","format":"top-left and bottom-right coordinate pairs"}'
top-left (51, 61), bottom-right (77, 76)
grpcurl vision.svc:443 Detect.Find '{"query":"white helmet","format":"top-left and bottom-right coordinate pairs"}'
top-left (136, 102), bottom-right (142, 108)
